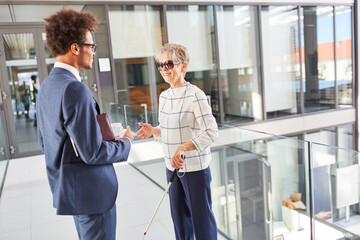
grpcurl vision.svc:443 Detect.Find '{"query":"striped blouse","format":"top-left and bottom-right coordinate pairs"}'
top-left (156, 82), bottom-right (218, 172)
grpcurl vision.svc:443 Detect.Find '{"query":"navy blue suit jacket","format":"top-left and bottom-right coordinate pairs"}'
top-left (37, 67), bottom-right (131, 215)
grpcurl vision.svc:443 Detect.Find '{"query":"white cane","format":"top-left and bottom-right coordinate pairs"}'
top-left (142, 156), bottom-right (184, 239)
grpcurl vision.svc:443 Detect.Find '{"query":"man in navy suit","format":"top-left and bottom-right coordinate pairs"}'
top-left (37, 8), bottom-right (133, 240)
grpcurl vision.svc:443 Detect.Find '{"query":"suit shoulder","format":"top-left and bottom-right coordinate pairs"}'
top-left (64, 81), bottom-right (92, 100)
top-left (65, 80), bottom-right (88, 91)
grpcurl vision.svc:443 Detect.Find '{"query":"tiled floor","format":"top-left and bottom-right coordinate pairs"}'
top-left (0, 155), bottom-right (226, 240)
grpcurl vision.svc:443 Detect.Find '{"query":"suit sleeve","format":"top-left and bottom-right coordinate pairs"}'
top-left (37, 127), bottom-right (44, 153)
top-left (36, 101), bottom-right (44, 153)
top-left (62, 81), bottom-right (131, 165)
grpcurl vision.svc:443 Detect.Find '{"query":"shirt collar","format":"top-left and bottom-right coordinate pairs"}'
top-left (54, 62), bottom-right (81, 82)
top-left (169, 82), bottom-right (189, 95)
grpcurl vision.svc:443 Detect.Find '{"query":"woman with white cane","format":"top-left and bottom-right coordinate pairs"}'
top-left (137, 43), bottom-right (219, 240)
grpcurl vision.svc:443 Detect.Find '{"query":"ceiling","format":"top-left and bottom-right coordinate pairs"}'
top-left (0, 4), bottom-right (84, 22)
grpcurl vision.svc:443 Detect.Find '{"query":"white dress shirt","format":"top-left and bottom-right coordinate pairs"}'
top-left (54, 62), bottom-right (81, 82)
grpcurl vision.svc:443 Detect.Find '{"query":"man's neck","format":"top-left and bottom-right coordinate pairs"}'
top-left (56, 54), bottom-right (80, 72)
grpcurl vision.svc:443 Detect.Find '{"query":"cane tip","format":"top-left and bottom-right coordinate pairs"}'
top-left (144, 232), bottom-right (146, 235)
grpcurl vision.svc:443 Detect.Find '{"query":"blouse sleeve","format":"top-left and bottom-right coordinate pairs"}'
top-left (191, 90), bottom-right (218, 152)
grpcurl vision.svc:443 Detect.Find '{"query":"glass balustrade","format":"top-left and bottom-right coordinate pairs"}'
top-left (1, 104), bottom-right (360, 240)
top-left (125, 111), bottom-right (360, 240)
top-left (106, 103), bottom-right (158, 139)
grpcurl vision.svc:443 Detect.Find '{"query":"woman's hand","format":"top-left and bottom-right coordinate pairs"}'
top-left (136, 122), bottom-right (154, 140)
top-left (172, 145), bottom-right (185, 169)
top-left (171, 141), bottom-right (197, 170)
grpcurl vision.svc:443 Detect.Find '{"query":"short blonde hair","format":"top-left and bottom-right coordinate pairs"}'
top-left (155, 43), bottom-right (190, 64)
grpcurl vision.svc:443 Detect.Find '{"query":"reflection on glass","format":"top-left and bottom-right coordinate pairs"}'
top-left (302, 6), bottom-right (335, 112)
top-left (109, 5), bottom-right (164, 112)
top-left (216, 6), bottom-right (262, 123)
top-left (336, 6), bottom-right (353, 107)
top-left (166, 5), bottom-right (220, 121)
top-left (3, 33), bottom-right (40, 153)
top-left (261, 6), bottom-right (300, 119)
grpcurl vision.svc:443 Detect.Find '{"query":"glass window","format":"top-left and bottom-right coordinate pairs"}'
top-left (94, 24), bottom-right (116, 113)
top-left (108, 5), bottom-right (165, 113)
top-left (302, 6), bottom-right (335, 112)
top-left (166, 5), bottom-right (220, 121)
top-left (261, 6), bottom-right (301, 119)
top-left (216, 6), bottom-right (262, 123)
top-left (337, 124), bottom-right (353, 150)
top-left (335, 6), bottom-right (353, 107)
top-left (304, 124), bottom-right (354, 150)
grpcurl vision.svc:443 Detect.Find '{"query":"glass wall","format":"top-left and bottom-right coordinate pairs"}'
top-left (337, 124), bottom-right (353, 149)
top-left (305, 127), bottom-right (336, 146)
top-left (94, 24), bottom-right (116, 114)
top-left (335, 6), bottom-right (353, 107)
top-left (302, 6), bottom-right (336, 113)
top-left (261, 6), bottom-right (301, 119)
top-left (216, 5), bottom-right (262, 123)
top-left (0, 2), bottom-right (356, 141)
top-left (108, 5), bottom-right (165, 115)
top-left (304, 124), bottom-right (354, 149)
top-left (166, 5), bottom-right (220, 120)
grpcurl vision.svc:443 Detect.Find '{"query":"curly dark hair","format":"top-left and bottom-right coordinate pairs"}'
top-left (44, 8), bottom-right (99, 57)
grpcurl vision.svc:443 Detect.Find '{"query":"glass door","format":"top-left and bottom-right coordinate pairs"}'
top-left (0, 27), bottom-right (100, 159)
top-left (0, 95), bottom-right (9, 196)
top-left (0, 29), bottom-right (43, 158)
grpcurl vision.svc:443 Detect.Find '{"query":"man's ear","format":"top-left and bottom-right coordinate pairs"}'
top-left (70, 43), bottom-right (80, 55)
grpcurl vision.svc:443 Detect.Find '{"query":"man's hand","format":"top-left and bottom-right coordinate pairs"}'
top-left (136, 122), bottom-right (154, 140)
top-left (122, 126), bottom-right (134, 142)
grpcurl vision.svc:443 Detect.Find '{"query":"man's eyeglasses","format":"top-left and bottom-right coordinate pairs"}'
top-left (156, 60), bottom-right (183, 71)
top-left (76, 42), bottom-right (97, 52)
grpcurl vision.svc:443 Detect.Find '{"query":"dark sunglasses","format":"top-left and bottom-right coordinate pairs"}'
top-left (76, 42), bottom-right (97, 52)
top-left (156, 60), bottom-right (183, 71)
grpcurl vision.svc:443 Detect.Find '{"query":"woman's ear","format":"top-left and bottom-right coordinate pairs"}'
top-left (182, 62), bottom-right (188, 72)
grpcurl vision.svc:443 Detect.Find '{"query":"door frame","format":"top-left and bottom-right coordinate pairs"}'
top-left (0, 26), bottom-right (52, 158)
